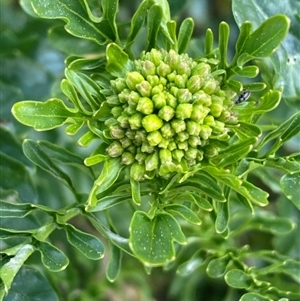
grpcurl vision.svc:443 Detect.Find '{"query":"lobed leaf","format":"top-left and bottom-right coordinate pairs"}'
top-left (129, 211), bottom-right (186, 266)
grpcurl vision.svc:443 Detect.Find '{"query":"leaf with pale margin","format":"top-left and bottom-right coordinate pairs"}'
top-left (129, 211), bottom-right (186, 266)
top-left (233, 1), bottom-right (299, 101)
top-left (64, 224), bottom-right (104, 260)
top-left (280, 172), bottom-right (300, 210)
top-left (2, 266), bottom-right (59, 301)
top-left (106, 243), bottom-right (122, 282)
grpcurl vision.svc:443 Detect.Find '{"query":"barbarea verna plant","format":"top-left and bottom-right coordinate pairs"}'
top-left (1, 0), bottom-right (300, 300)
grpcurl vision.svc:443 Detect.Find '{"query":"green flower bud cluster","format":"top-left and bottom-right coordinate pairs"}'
top-left (105, 49), bottom-right (237, 181)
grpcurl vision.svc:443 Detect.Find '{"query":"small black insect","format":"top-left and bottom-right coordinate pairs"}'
top-left (235, 90), bottom-right (251, 104)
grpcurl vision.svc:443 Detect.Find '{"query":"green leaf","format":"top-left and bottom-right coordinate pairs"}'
top-left (215, 201), bottom-right (229, 234)
top-left (164, 204), bottom-right (202, 225)
top-left (2, 266), bottom-right (59, 301)
top-left (0, 152), bottom-right (37, 203)
top-left (129, 211), bottom-right (186, 266)
top-left (225, 269), bottom-right (252, 289)
top-left (0, 200), bottom-right (34, 218)
top-left (106, 43), bottom-right (132, 77)
top-left (0, 244), bottom-right (35, 293)
top-left (205, 28), bottom-right (214, 56)
top-left (30, 0), bottom-right (111, 45)
top-left (282, 259), bottom-right (300, 283)
top-left (280, 172), bottom-right (300, 210)
top-left (239, 15), bottom-right (290, 59)
top-left (22, 139), bottom-right (78, 196)
top-left (106, 243), bottom-right (122, 282)
top-left (192, 194), bottom-right (213, 211)
top-left (12, 98), bottom-right (82, 130)
top-left (37, 241), bottom-right (69, 272)
top-left (218, 21), bottom-right (230, 68)
top-left (206, 254), bottom-right (231, 278)
top-left (64, 224), bottom-right (104, 260)
top-left (131, 177), bottom-right (141, 206)
top-left (178, 18), bottom-right (194, 54)
top-left (86, 158), bottom-right (124, 209)
top-left (240, 293), bottom-right (270, 301)
top-left (231, 122), bottom-right (262, 139)
top-left (146, 4), bottom-right (163, 51)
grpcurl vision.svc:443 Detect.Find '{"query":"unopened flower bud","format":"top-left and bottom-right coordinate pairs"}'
top-left (117, 114), bottom-right (130, 128)
top-left (204, 115), bottom-right (215, 126)
top-left (166, 93), bottom-right (177, 109)
top-left (158, 106), bottom-right (175, 121)
top-left (176, 131), bottom-right (189, 142)
top-left (185, 147), bottom-right (197, 160)
top-left (158, 137), bottom-right (169, 148)
top-left (136, 80), bottom-right (152, 97)
top-left (168, 141), bottom-right (177, 151)
top-left (107, 94), bottom-right (120, 105)
top-left (190, 105), bottom-right (210, 123)
top-left (120, 137), bottom-right (132, 148)
top-left (187, 75), bottom-right (202, 93)
top-left (147, 75), bottom-right (160, 88)
top-left (175, 74), bottom-right (187, 88)
top-left (134, 129), bottom-right (147, 144)
top-left (113, 78), bottom-right (127, 92)
top-left (176, 103), bottom-right (193, 119)
top-left (126, 71), bottom-right (145, 90)
top-left (136, 97), bottom-right (154, 115)
top-left (210, 103), bottom-right (223, 117)
top-left (159, 149), bottom-right (172, 163)
top-left (135, 152), bottom-right (147, 164)
top-left (202, 78), bottom-right (218, 94)
top-left (110, 125), bottom-right (125, 139)
top-left (118, 89), bottom-right (131, 103)
top-left (106, 141), bottom-right (124, 157)
top-left (147, 131), bottom-right (163, 146)
top-left (145, 151), bottom-right (159, 171)
top-left (200, 125), bottom-right (212, 140)
top-left (186, 120), bottom-right (201, 136)
top-left (171, 119), bottom-right (186, 133)
top-left (177, 141), bottom-right (188, 151)
top-left (152, 93), bottom-right (166, 109)
top-left (192, 62), bottom-right (211, 78)
top-left (128, 113), bottom-right (143, 129)
top-left (141, 141), bottom-right (154, 153)
top-left (177, 61), bottom-right (191, 76)
top-left (142, 60), bottom-right (156, 77)
top-left (177, 89), bottom-right (192, 104)
top-left (172, 149), bottom-right (184, 162)
top-left (121, 152), bottom-right (135, 165)
top-left (160, 123), bottom-right (175, 138)
top-left (130, 162), bottom-right (145, 181)
top-left (128, 91), bottom-right (140, 108)
top-left (142, 114), bottom-right (164, 132)
top-left (193, 91), bottom-right (212, 106)
top-left (111, 106), bottom-right (123, 118)
top-left (188, 136), bottom-right (201, 148)
top-left (157, 61), bottom-right (172, 77)
top-left (150, 49), bottom-right (163, 66)
top-left (165, 49), bottom-right (180, 70)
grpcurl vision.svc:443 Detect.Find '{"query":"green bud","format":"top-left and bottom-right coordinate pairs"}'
top-left (190, 105), bottom-right (210, 123)
top-left (145, 152), bottom-right (159, 171)
top-left (176, 103), bottom-right (193, 119)
top-left (136, 97), bottom-right (154, 115)
top-left (120, 137), bottom-right (132, 148)
top-left (210, 103), bottom-right (223, 117)
top-left (172, 149), bottom-right (184, 162)
top-left (167, 71), bottom-right (176, 82)
top-left (128, 91), bottom-right (140, 108)
top-left (165, 49), bottom-right (180, 70)
top-left (200, 125), bottom-right (212, 140)
top-left (136, 80), bottom-right (152, 97)
top-left (160, 123), bottom-right (175, 138)
top-left (204, 115), bottom-right (215, 126)
top-left (168, 141), bottom-right (177, 151)
top-left (158, 137), bottom-right (169, 148)
top-left (123, 106), bottom-right (136, 116)
top-left (174, 74), bottom-right (187, 88)
top-left (192, 62), bottom-right (211, 78)
top-left (125, 129), bottom-right (136, 140)
top-left (106, 141), bottom-right (124, 157)
top-left (171, 119), bottom-right (186, 133)
top-left (113, 78), bottom-right (127, 92)
top-left (105, 117), bottom-right (118, 127)
top-left (141, 60), bottom-right (156, 77)
top-left (177, 141), bottom-right (188, 151)
top-left (193, 91), bottom-right (212, 106)
top-left (142, 114), bottom-right (164, 132)
top-left (150, 49), bottom-right (163, 66)
top-left (135, 151), bottom-right (147, 164)
top-left (126, 71), bottom-right (145, 90)
top-left (188, 136), bottom-right (201, 148)
top-left (202, 78), bottom-right (218, 94)
top-left (197, 149), bottom-right (204, 161)
top-left (177, 61), bottom-right (191, 77)
top-left (186, 120), bottom-right (201, 136)
top-left (111, 106), bottom-right (123, 118)
top-left (157, 61), bottom-right (172, 77)
top-left (134, 129), bottom-right (147, 144)
top-left (159, 161), bottom-right (181, 176)
top-left (117, 114), bottom-right (130, 128)
top-left (212, 95), bottom-right (224, 104)
top-left (121, 152), bottom-right (135, 165)
top-left (147, 75), bottom-right (160, 88)
top-left (152, 92), bottom-right (166, 109)
top-left (185, 147), bottom-right (197, 160)
top-left (219, 110), bottom-right (238, 124)
top-left (177, 89), bottom-right (192, 104)
top-left (107, 94), bottom-right (120, 105)
top-left (176, 131), bottom-right (189, 142)
top-left (187, 75), bottom-right (202, 94)
top-left (166, 92), bottom-right (178, 109)
top-left (159, 76), bottom-right (167, 86)
top-left (130, 162), bottom-right (145, 181)
top-left (212, 120), bottom-right (225, 134)
top-left (110, 125), bottom-right (125, 139)
top-left (170, 86), bottom-right (178, 97)
top-left (128, 113), bottom-right (143, 130)
top-left (127, 145), bottom-right (137, 154)
top-left (118, 89), bottom-right (131, 103)
top-left (159, 149), bottom-right (172, 163)
top-left (147, 130), bottom-right (163, 146)
top-left (204, 145), bottom-right (218, 157)
top-left (158, 106), bottom-right (175, 122)
top-left (141, 141), bottom-right (154, 153)
top-left (151, 84), bottom-right (164, 96)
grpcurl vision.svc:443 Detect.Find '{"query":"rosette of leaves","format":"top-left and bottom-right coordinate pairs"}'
top-left (3, 0), bottom-right (300, 300)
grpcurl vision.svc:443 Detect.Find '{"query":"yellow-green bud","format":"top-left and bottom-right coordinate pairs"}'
top-left (111, 106), bottom-right (123, 118)
top-left (150, 49), bottom-right (163, 66)
top-left (165, 49), bottom-right (180, 70)
top-left (160, 123), bottom-right (175, 138)
top-left (147, 131), bottom-right (163, 146)
top-left (176, 103), bottom-right (193, 119)
top-left (188, 136), bottom-right (201, 148)
top-left (136, 97), bottom-right (154, 115)
top-left (106, 141), bottom-right (124, 157)
top-left (177, 141), bottom-right (188, 151)
top-left (141, 60), bottom-right (156, 77)
top-left (145, 152), bottom-right (159, 171)
top-left (134, 129), bottom-right (147, 144)
top-left (135, 152), bottom-right (147, 164)
top-left (141, 141), bottom-right (154, 153)
top-left (152, 93), bottom-right (166, 109)
top-left (159, 149), bottom-right (172, 163)
top-left (113, 78), bottom-right (127, 92)
top-left (142, 114), bottom-right (164, 132)
top-left (186, 120), bottom-right (201, 136)
top-left (204, 115), bottom-right (215, 126)
top-left (117, 114), bottom-right (130, 128)
top-left (187, 75), bottom-right (202, 94)
top-left (158, 106), bottom-right (175, 122)
top-left (176, 131), bottom-right (189, 142)
top-left (157, 61), bottom-right (172, 77)
top-left (168, 141), bottom-right (177, 151)
top-left (126, 71), bottom-right (145, 90)
top-left (200, 125), bottom-right (212, 140)
top-left (177, 89), bottom-right (192, 104)
top-left (110, 125), bottom-right (125, 139)
top-left (130, 162), bottom-right (145, 181)
top-left (121, 152), bottom-right (135, 165)
top-left (172, 149), bottom-right (184, 162)
top-left (185, 147), bottom-right (197, 160)
top-left (175, 74), bottom-right (187, 88)
top-left (120, 137), bottom-right (132, 148)
top-left (128, 113), bottom-right (143, 130)
top-left (192, 62), bottom-right (211, 78)
top-left (171, 119), bottom-right (186, 133)
top-left (202, 78), bottom-right (218, 94)
top-left (210, 103), bottom-right (223, 117)
top-left (147, 75), bottom-right (160, 88)
top-left (193, 91), bottom-right (212, 106)
top-left (128, 91), bottom-right (140, 108)
top-left (107, 94), bottom-right (120, 105)
top-left (166, 93), bottom-right (177, 109)
top-left (158, 137), bottom-right (169, 149)
top-left (136, 80), bottom-right (152, 97)
top-left (190, 105), bottom-right (210, 123)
